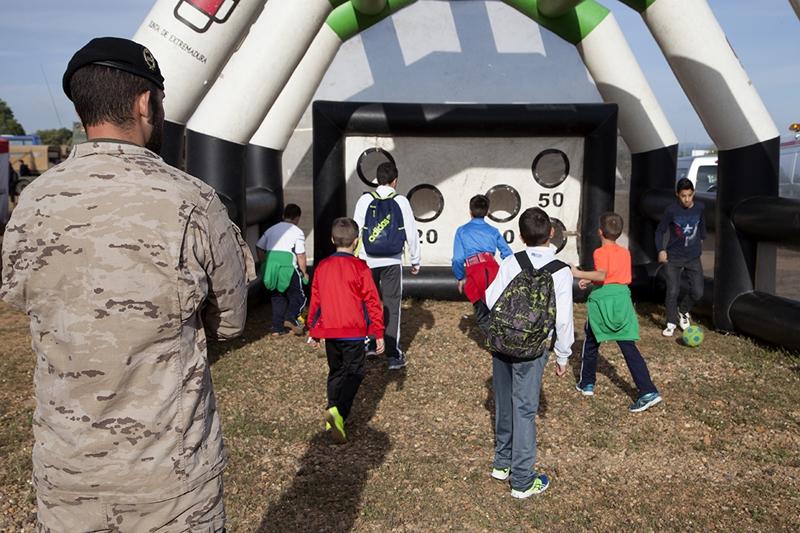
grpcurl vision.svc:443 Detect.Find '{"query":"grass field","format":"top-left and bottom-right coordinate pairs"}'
top-left (1, 299), bottom-right (799, 531)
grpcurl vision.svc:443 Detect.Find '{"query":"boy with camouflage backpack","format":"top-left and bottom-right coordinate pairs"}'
top-left (483, 207), bottom-right (574, 499)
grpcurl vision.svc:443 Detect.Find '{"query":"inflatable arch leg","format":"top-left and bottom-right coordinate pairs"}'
top-left (132, 0), bottom-right (267, 167)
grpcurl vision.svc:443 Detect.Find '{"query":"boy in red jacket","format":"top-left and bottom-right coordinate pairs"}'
top-left (308, 218), bottom-right (385, 443)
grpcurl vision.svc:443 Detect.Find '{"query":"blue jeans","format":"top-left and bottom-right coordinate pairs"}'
top-left (492, 353), bottom-right (548, 491)
top-left (664, 256), bottom-right (704, 325)
top-left (270, 269), bottom-right (306, 333)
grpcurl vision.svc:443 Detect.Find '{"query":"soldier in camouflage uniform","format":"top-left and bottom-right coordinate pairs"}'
top-left (0, 37), bottom-right (255, 532)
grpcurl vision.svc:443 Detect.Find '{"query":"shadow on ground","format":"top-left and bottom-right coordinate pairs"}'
top-left (256, 359), bottom-right (406, 532)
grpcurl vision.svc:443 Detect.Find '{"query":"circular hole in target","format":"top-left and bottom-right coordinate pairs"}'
top-left (357, 147), bottom-right (395, 187)
top-left (407, 184), bottom-right (444, 222)
top-left (532, 149), bottom-right (570, 188)
top-left (486, 184), bottom-right (521, 223)
top-left (551, 217), bottom-right (567, 253)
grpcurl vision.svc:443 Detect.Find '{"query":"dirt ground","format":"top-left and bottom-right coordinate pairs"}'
top-left (1, 298), bottom-right (799, 532)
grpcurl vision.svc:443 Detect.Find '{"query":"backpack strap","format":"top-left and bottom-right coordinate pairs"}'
top-left (369, 191), bottom-right (397, 200)
top-left (514, 251), bottom-right (534, 272)
top-left (541, 259), bottom-right (569, 275)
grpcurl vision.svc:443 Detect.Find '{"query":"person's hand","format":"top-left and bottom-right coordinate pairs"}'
top-left (457, 279), bottom-right (465, 294)
top-left (555, 362), bottom-right (568, 377)
top-left (658, 250), bottom-right (668, 263)
top-left (411, 264), bottom-right (420, 275)
top-left (375, 338), bottom-right (386, 354)
top-left (306, 336), bottom-right (321, 349)
top-left (570, 264), bottom-right (581, 277)
top-left (578, 279), bottom-right (591, 290)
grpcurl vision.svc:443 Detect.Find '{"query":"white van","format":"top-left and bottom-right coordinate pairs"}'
top-left (676, 155), bottom-right (718, 193)
top-left (675, 139), bottom-right (800, 199)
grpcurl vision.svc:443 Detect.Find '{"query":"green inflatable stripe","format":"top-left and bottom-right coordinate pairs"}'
top-left (617, 0), bottom-right (657, 12)
top-left (503, 0), bottom-right (610, 45)
top-left (327, 0), bottom-right (416, 41)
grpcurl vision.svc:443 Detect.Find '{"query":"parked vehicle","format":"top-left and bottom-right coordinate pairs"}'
top-left (676, 154), bottom-right (718, 193)
top-left (676, 139), bottom-right (800, 199)
top-left (0, 134), bottom-right (64, 195)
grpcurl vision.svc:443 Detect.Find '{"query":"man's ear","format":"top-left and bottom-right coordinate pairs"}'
top-left (549, 226), bottom-right (555, 239)
top-left (135, 91), bottom-right (151, 121)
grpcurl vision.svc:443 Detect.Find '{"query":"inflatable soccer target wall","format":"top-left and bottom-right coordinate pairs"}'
top-left (312, 101), bottom-right (618, 299)
top-left (130, 0), bottom-right (799, 350)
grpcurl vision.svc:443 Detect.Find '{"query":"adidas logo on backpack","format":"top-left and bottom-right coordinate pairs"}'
top-left (362, 191), bottom-right (406, 257)
top-left (485, 251), bottom-right (568, 360)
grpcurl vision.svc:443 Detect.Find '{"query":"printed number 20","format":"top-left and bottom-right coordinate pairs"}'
top-left (417, 229), bottom-right (438, 244)
top-left (538, 192), bottom-right (564, 208)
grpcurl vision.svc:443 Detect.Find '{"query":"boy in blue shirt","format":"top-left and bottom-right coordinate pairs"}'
top-left (452, 194), bottom-right (513, 330)
top-left (655, 178), bottom-right (706, 337)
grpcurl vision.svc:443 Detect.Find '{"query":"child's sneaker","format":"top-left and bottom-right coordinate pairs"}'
top-left (575, 383), bottom-right (594, 396)
top-left (510, 474), bottom-right (549, 499)
top-left (679, 312), bottom-right (691, 330)
top-left (491, 467), bottom-right (510, 481)
top-left (325, 406), bottom-right (347, 443)
top-left (387, 354), bottom-right (407, 370)
top-left (662, 323), bottom-right (677, 337)
top-left (284, 319), bottom-right (305, 336)
top-left (629, 392), bottom-right (663, 413)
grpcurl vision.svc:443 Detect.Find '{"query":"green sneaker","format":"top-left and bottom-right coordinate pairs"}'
top-left (325, 407), bottom-right (346, 443)
top-left (510, 474), bottom-right (550, 499)
top-left (491, 467), bottom-right (510, 481)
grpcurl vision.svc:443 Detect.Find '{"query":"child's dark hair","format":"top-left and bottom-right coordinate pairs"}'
top-left (283, 203), bottom-right (301, 220)
top-left (519, 207), bottom-right (551, 246)
top-left (469, 194), bottom-right (489, 218)
top-left (676, 177), bottom-right (694, 193)
top-left (376, 161), bottom-right (398, 185)
top-left (331, 217), bottom-right (359, 248)
top-left (599, 212), bottom-right (624, 240)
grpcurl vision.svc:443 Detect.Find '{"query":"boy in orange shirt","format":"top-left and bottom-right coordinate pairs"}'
top-left (571, 212), bottom-right (662, 413)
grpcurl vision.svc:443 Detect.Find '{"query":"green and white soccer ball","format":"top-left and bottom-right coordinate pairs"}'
top-left (682, 325), bottom-right (704, 347)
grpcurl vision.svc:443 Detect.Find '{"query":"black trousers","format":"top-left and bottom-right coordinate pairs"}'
top-left (371, 264), bottom-right (402, 358)
top-left (664, 256), bottom-right (704, 325)
top-left (326, 339), bottom-right (366, 420)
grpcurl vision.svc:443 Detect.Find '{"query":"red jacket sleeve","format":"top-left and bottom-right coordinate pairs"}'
top-left (361, 263), bottom-right (384, 338)
top-left (307, 264), bottom-right (322, 336)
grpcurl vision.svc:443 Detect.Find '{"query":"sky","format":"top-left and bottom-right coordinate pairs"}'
top-left (1, 0), bottom-right (798, 145)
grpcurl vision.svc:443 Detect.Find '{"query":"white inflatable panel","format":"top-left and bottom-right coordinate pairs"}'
top-left (342, 136), bottom-right (584, 267)
top-left (133, 0), bottom-right (265, 125)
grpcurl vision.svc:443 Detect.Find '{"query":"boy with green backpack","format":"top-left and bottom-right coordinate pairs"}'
top-left (483, 207), bottom-right (574, 499)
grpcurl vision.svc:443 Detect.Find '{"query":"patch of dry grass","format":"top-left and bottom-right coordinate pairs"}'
top-left (1, 299), bottom-right (799, 531)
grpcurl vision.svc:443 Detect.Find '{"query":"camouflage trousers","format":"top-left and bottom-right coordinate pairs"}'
top-left (36, 474), bottom-right (225, 533)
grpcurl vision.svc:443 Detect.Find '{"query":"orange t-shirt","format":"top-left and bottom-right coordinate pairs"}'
top-left (593, 242), bottom-right (632, 285)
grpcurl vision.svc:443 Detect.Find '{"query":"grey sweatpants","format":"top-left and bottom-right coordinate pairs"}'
top-left (492, 352), bottom-right (548, 491)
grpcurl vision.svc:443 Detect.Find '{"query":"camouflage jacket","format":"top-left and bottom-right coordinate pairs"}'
top-left (0, 140), bottom-right (256, 501)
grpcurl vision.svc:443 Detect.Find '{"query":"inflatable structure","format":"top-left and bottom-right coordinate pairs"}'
top-left (130, 0), bottom-right (800, 351)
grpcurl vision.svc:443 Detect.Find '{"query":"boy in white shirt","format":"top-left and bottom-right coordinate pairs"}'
top-left (484, 207), bottom-right (574, 499)
top-left (256, 204), bottom-right (309, 335)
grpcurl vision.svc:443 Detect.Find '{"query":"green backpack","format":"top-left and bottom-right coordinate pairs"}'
top-left (485, 251), bottom-right (567, 360)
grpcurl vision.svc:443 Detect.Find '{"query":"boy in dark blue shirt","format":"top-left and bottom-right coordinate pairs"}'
top-left (451, 194), bottom-right (513, 330)
top-left (655, 177), bottom-right (706, 337)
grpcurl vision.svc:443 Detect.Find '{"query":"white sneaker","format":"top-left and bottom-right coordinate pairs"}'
top-left (679, 312), bottom-right (691, 331)
top-left (662, 323), bottom-right (677, 337)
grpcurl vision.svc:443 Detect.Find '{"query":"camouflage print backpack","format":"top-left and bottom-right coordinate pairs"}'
top-left (485, 251), bottom-right (567, 360)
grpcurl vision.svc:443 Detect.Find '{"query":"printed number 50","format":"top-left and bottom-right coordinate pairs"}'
top-left (538, 192), bottom-right (564, 208)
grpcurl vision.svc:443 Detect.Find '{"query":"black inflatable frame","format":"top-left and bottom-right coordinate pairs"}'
top-left (312, 101), bottom-right (618, 299)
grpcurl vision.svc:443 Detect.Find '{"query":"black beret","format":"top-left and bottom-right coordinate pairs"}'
top-left (62, 37), bottom-right (164, 100)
